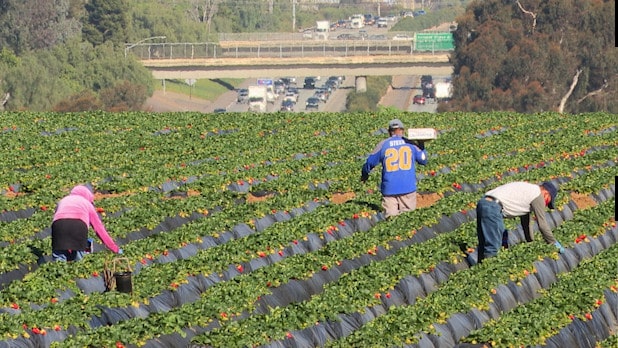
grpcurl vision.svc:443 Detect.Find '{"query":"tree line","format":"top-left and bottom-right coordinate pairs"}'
top-left (0, 0), bottom-right (615, 113)
top-left (441, 0), bottom-right (616, 114)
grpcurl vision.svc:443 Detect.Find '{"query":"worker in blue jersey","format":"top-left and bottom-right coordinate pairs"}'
top-left (361, 119), bottom-right (428, 218)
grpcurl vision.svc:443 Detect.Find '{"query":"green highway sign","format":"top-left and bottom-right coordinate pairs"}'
top-left (414, 32), bottom-right (454, 51)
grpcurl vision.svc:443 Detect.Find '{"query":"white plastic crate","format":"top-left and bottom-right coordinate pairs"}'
top-left (407, 128), bottom-right (437, 141)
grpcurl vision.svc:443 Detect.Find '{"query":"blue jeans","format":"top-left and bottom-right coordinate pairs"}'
top-left (476, 197), bottom-right (505, 263)
top-left (53, 250), bottom-right (86, 262)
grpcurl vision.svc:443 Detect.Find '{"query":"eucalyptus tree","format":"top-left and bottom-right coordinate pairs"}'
top-left (445, 0), bottom-right (617, 113)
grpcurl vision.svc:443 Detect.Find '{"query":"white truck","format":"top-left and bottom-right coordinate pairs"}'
top-left (350, 14), bottom-right (364, 29)
top-left (257, 78), bottom-right (276, 103)
top-left (315, 20), bottom-right (330, 40)
top-left (248, 85), bottom-right (268, 112)
top-left (434, 81), bottom-right (453, 102)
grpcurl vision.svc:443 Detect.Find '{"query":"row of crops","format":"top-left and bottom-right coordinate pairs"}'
top-left (0, 110), bottom-right (616, 347)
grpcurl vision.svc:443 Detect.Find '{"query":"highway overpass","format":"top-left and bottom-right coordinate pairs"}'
top-left (140, 54), bottom-right (453, 80)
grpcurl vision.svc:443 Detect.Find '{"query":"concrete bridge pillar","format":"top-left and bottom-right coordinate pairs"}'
top-left (355, 76), bottom-right (367, 93)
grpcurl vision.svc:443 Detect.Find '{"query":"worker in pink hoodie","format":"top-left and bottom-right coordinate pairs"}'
top-left (51, 185), bottom-right (122, 262)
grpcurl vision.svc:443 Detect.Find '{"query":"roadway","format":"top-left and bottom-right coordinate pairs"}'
top-left (203, 72), bottom-right (452, 114)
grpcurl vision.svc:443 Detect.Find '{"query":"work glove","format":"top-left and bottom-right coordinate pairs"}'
top-left (360, 174), bottom-right (368, 183)
top-left (554, 241), bottom-right (565, 254)
top-left (117, 248), bottom-right (124, 255)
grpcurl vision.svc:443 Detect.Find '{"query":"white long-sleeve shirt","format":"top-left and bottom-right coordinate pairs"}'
top-left (485, 181), bottom-right (556, 244)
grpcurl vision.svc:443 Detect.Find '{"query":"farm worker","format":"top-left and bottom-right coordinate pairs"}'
top-left (361, 119), bottom-right (428, 218)
top-left (51, 185), bottom-right (123, 262)
top-left (476, 181), bottom-right (563, 263)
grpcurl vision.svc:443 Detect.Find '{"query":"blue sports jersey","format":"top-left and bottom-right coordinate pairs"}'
top-left (361, 136), bottom-right (427, 195)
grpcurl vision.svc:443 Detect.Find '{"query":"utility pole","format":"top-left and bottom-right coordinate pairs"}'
top-left (292, 0), bottom-right (296, 32)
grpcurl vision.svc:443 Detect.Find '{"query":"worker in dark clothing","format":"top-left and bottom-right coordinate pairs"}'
top-left (476, 181), bottom-right (563, 263)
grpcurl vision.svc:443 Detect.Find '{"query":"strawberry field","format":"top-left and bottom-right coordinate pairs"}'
top-left (0, 110), bottom-right (616, 348)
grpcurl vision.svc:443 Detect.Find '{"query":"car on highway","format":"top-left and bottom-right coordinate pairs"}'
top-left (325, 78), bottom-right (339, 90)
top-left (413, 94), bottom-right (426, 105)
top-left (305, 97), bottom-right (320, 110)
top-left (304, 77), bottom-right (317, 89)
top-left (392, 34), bottom-right (412, 41)
top-left (280, 99), bottom-right (295, 112)
top-left (281, 77), bottom-right (296, 87)
top-left (368, 34), bottom-right (387, 40)
top-left (237, 88), bottom-right (249, 103)
top-left (283, 90), bottom-right (298, 103)
top-left (314, 89), bottom-right (329, 103)
top-left (274, 80), bottom-right (286, 94)
top-left (421, 75), bottom-right (433, 89)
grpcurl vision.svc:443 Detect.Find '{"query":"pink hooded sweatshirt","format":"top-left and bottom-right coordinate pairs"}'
top-left (53, 185), bottom-right (120, 253)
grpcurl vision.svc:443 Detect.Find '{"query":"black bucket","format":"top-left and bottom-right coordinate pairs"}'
top-left (114, 271), bottom-right (132, 293)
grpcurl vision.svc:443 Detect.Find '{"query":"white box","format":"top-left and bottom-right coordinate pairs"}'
top-left (407, 128), bottom-right (437, 141)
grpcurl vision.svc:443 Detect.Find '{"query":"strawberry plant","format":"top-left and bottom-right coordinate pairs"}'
top-left (0, 110), bottom-right (614, 347)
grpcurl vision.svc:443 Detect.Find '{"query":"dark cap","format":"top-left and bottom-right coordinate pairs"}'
top-left (388, 119), bottom-right (404, 130)
top-left (541, 182), bottom-right (558, 209)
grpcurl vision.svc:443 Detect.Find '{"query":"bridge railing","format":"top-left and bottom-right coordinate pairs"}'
top-left (130, 41), bottom-right (418, 60)
top-left (128, 32), bottom-right (453, 60)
